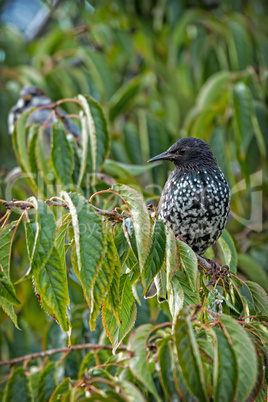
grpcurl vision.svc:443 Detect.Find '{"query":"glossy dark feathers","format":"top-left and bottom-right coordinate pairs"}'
top-left (149, 138), bottom-right (230, 255)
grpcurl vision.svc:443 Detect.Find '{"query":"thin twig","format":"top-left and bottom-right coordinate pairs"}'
top-left (0, 343), bottom-right (130, 366)
top-left (46, 196), bottom-right (69, 208)
top-left (0, 200), bottom-right (35, 211)
top-left (91, 205), bottom-right (127, 222)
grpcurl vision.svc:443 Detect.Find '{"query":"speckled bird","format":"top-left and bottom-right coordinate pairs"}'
top-left (148, 137), bottom-right (230, 255)
top-left (8, 86), bottom-right (80, 138)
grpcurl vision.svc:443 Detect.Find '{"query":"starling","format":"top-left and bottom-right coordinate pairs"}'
top-left (8, 86), bottom-right (80, 138)
top-left (148, 137), bottom-right (230, 255)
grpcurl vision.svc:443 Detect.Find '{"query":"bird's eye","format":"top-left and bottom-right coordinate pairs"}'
top-left (179, 148), bottom-right (186, 155)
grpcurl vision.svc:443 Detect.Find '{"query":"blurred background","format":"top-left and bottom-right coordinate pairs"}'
top-left (0, 0), bottom-right (267, 374)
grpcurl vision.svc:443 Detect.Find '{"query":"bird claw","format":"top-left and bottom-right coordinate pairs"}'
top-left (176, 235), bottom-right (187, 243)
top-left (203, 258), bottom-right (230, 288)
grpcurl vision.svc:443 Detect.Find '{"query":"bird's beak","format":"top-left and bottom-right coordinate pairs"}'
top-left (22, 94), bottom-right (32, 101)
top-left (147, 151), bottom-right (173, 163)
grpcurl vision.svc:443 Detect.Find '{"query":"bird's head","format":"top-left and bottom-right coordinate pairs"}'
top-left (20, 86), bottom-right (46, 103)
top-left (148, 137), bottom-right (217, 168)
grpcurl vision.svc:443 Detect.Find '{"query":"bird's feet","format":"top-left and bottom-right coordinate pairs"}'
top-left (176, 235), bottom-right (187, 243)
top-left (199, 257), bottom-right (231, 288)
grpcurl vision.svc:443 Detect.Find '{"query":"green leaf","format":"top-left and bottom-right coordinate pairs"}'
top-left (12, 112), bottom-right (38, 192)
top-left (196, 71), bottom-right (231, 109)
top-left (166, 226), bottom-right (180, 282)
top-left (0, 221), bottom-right (18, 278)
top-left (109, 72), bottom-right (154, 121)
top-left (51, 121), bottom-right (74, 187)
top-left (218, 229), bottom-right (237, 273)
top-left (89, 231), bottom-right (119, 330)
top-left (77, 95), bottom-right (109, 186)
top-left (49, 378), bottom-right (71, 402)
top-left (128, 324), bottom-right (161, 402)
top-left (28, 125), bottom-right (39, 179)
top-left (62, 192), bottom-right (105, 308)
top-left (36, 127), bottom-right (53, 193)
top-left (105, 244), bottom-right (121, 326)
top-left (168, 275), bottom-right (184, 324)
top-left (175, 314), bottom-right (208, 401)
top-left (174, 271), bottom-right (200, 306)
top-left (154, 268), bottom-right (167, 302)
top-left (245, 281), bottom-right (268, 315)
top-left (33, 246), bottom-right (70, 331)
top-left (78, 353), bottom-right (97, 379)
top-left (67, 134), bottom-right (81, 185)
top-left (206, 289), bottom-right (240, 317)
top-left (214, 328), bottom-right (238, 401)
top-left (0, 296), bottom-right (19, 328)
top-left (116, 380), bottom-right (146, 402)
top-left (232, 82), bottom-right (253, 158)
top-left (12, 110), bottom-right (31, 172)
top-left (102, 274), bottom-right (137, 352)
top-left (37, 362), bottom-right (57, 402)
top-left (103, 159), bottom-right (158, 178)
top-left (229, 20), bottom-right (252, 70)
top-left (219, 314), bottom-right (257, 401)
top-left (111, 184), bottom-right (151, 270)
top-left (158, 340), bottom-right (179, 400)
top-left (55, 213), bottom-right (71, 262)
top-left (237, 254), bottom-right (268, 291)
top-left (165, 227), bottom-right (184, 322)
top-left (4, 367), bottom-right (33, 402)
top-left (0, 274), bottom-right (20, 306)
top-left (178, 240), bottom-right (198, 291)
top-left (27, 200), bottom-right (70, 331)
top-left (27, 198), bottom-right (55, 267)
top-left (143, 220), bottom-right (166, 292)
top-left (122, 217), bottom-right (138, 261)
top-left (86, 95), bottom-right (109, 173)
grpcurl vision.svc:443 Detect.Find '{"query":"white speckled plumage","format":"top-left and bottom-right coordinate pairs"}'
top-left (148, 137), bottom-right (230, 255)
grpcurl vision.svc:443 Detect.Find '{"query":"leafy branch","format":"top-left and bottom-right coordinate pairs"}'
top-left (0, 343), bottom-right (130, 367)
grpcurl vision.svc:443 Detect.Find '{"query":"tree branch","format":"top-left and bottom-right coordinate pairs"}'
top-left (0, 343), bottom-right (130, 366)
top-left (0, 200), bottom-right (35, 210)
top-left (90, 205), bottom-right (127, 222)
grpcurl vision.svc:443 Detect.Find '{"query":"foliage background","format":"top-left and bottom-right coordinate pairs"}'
top-left (0, 0), bottom-right (268, 400)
